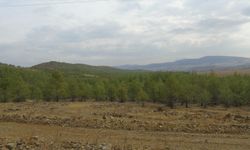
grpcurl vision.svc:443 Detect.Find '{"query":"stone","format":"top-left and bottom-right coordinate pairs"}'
top-left (30, 136), bottom-right (39, 141)
top-left (5, 143), bottom-right (16, 150)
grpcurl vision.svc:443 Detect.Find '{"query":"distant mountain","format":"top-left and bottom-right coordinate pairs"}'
top-left (3, 56), bottom-right (250, 75)
top-left (32, 61), bottom-right (135, 76)
top-left (116, 56), bottom-right (250, 71)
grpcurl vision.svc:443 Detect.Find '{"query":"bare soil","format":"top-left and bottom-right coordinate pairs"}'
top-left (0, 102), bottom-right (249, 150)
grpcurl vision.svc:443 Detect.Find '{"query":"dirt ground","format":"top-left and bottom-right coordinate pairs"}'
top-left (0, 102), bottom-right (249, 150)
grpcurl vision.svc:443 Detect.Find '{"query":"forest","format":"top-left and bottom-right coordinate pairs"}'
top-left (0, 62), bottom-right (250, 108)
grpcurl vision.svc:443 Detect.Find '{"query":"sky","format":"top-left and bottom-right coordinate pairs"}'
top-left (0, 0), bottom-right (250, 67)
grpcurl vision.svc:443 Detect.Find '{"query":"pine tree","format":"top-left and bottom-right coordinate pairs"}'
top-left (135, 88), bottom-right (149, 106)
top-left (50, 71), bottom-right (67, 102)
top-left (117, 84), bottom-right (128, 103)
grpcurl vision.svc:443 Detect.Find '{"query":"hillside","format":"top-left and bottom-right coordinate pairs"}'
top-left (32, 61), bottom-right (135, 77)
top-left (117, 56), bottom-right (250, 71)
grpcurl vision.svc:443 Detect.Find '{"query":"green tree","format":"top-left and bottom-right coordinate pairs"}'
top-left (179, 83), bottom-right (194, 108)
top-left (50, 71), bottom-right (67, 102)
top-left (93, 82), bottom-right (106, 101)
top-left (67, 78), bottom-right (81, 101)
top-left (107, 84), bottom-right (118, 102)
top-left (12, 78), bottom-right (30, 102)
top-left (79, 82), bottom-right (92, 101)
top-left (128, 80), bottom-right (142, 101)
top-left (117, 84), bottom-right (128, 103)
top-left (198, 89), bottom-right (211, 108)
top-left (208, 75), bottom-right (220, 105)
top-left (0, 73), bottom-right (11, 102)
top-left (135, 88), bottom-right (149, 106)
top-left (219, 82), bottom-right (234, 107)
top-left (30, 86), bottom-right (43, 101)
top-left (165, 75), bottom-right (180, 108)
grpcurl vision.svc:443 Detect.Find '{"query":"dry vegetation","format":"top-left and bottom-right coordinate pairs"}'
top-left (0, 102), bottom-right (250, 149)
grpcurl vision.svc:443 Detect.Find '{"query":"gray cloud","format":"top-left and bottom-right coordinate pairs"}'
top-left (197, 18), bottom-right (250, 30)
top-left (243, 7), bottom-right (250, 16)
top-left (25, 23), bottom-right (123, 44)
top-left (169, 17), bottom-right (250, 36)
top-left (0, 0), bottom-right (250, 66)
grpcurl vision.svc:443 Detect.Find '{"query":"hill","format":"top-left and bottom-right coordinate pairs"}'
top-left (117, 56), bottom-right (250, 71)
top-left (32, 61), bottom-right (135, 77)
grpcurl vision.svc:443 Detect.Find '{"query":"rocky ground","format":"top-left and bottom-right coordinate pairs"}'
top-left (0, 102), bottom-right (250, 149)
top-left (0, 136), bottom-right (113, 150)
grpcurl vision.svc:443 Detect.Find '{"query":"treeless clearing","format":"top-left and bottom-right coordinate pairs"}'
top-left (0, 102), bottom-right (249, 149)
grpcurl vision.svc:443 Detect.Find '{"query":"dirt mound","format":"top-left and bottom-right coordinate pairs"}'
top-left (0, 112), bottom-right (249, 134)
top-left (0, 102), bottom-right (250, 134)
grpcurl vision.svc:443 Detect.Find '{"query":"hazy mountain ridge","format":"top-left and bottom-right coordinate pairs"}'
top-left (2, 56), bottom-right (250, 73)
top-left (117, 56), bottom-right (250, 71)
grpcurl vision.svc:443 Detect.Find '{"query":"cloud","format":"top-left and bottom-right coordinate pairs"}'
top-left (1, 0), bottom-right (250, 66)
top-left (242, 7), bottom-right (250, 16)
top-left (25, 22), bottom-right (123, 44)
top-left (197, 18), bottom-right (250, 30)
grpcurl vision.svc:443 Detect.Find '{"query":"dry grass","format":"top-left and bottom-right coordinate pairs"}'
top-left (0, 102), bottom-right (249, 149)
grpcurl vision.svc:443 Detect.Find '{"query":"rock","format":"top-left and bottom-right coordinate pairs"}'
top-left (223, 113), bottom-right (231, 120)
top-left (5, 143), bottom-right (16, 150)
top-left (12, 108), bottom-right (20, 112)
top-left (128, 115), bottom-right (133, 118)
top-left (30, 136), bottom-right (39, 141)
top-left (62, 141), bottom-right (82, 149)
top-left (99, 143), bottom-right (112, 150)
top-left (233, 114), bottom-right (245, 122)
top-left (155, 107), bottom-right (164, 112)
top-left (16, 139), bottom-right (24, 146)
top-left (165, 146), bottom-right (170, 150)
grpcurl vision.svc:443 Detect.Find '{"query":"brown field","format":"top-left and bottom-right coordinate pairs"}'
top-left (0, 102), bottom-right (249, 150)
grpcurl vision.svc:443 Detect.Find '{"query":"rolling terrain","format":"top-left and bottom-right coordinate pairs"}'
top-left (1, 57), bottom-right (250, 149)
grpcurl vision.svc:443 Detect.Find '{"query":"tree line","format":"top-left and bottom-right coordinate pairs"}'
top-left (0, 64), bottom-right (250, 108)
